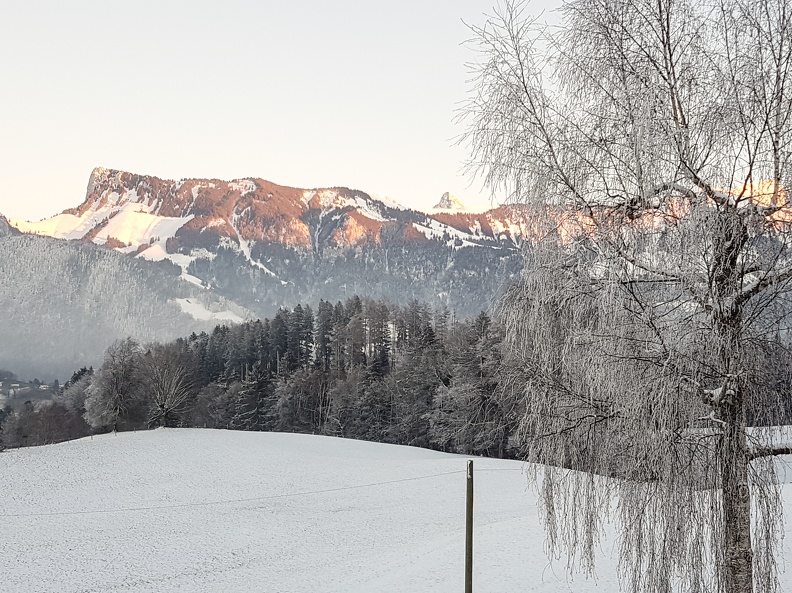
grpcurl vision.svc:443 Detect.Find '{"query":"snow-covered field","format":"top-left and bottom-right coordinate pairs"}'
top-left (1, 429), bottom-right (790, 593)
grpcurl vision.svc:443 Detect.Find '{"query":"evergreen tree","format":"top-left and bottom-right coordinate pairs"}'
top-left (286, 305), bottom-right (305, 372)
top-left (315, 300), bottom-right (334, 371)
top-left (230, 362), bottom-right (274, 431)
top-left (270, 308), bottom-right (289, 374)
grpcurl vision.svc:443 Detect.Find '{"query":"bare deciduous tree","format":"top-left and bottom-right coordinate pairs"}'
top-left (461, 1), bottom-right (792, 592)
top-left (141, 344), bottom-right (194, 428)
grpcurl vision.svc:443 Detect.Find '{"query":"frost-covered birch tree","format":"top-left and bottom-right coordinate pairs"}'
top-left (461, 1), bottom-right (792, 592)
top-left (84, 338), bottom-right (143, 431)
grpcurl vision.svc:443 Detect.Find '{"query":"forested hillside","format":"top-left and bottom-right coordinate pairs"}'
top-left (0, 234), bottom-right (246, 379)
top-left (1, 296), bottom-right (518, 457)
top-left (190, 239), bottom-right (521, 318)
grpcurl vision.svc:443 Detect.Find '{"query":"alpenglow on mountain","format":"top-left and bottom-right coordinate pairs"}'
top-left (10, 168), bottom-right (534, 319)
top-left (432, 192), bottom-right (467, 210)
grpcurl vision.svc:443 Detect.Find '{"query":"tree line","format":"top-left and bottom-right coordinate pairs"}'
top-left (0, 296), bottom-right (519, 457)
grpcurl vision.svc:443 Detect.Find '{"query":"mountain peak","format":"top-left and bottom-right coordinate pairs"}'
top-left (87, 166), bottom-right (106, 188)
top-left (0, 213), bottom-right (16, 238)
top-left (433, 192), bottom-right (466, 211)
top-left (86, 166), bottom-right (133, 196)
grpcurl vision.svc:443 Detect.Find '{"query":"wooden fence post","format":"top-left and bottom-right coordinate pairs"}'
top-left (465, 459), bottom-right (473, 593)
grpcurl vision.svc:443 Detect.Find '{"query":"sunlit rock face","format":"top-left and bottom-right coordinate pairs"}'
top-left (433, 192), bottom-right (466, 210)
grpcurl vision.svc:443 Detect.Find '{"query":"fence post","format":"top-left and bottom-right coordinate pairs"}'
top-left (465, 459), bottom-right (473, 593)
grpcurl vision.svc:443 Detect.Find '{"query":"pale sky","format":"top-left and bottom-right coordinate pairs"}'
top-left (0, 1), bottom-right (557, 221)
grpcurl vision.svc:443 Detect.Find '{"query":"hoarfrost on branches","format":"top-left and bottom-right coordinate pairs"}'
top-left (461, 1), bottom-right (792, 592)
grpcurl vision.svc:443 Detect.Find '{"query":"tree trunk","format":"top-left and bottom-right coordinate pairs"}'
top-left (720, 391), bottom-right (754, 593)
top-left (713, 210), bottom-right (753, 593)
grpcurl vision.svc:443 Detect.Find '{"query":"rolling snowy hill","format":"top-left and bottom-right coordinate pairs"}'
top-left (2, 429), bottom-right (791, 593)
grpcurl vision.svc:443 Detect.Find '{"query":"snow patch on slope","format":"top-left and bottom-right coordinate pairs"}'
top-left (369, 193), bottom-right (405, 210)
top-left (132, 247), bottom-right (200, 292)
top-left (95, 204), bottom-right (193, 248)
top-left (12, 198), bottom-right (193, 249)
top-left (347, 194), bottom-right (387, 222)
top-left (308, 190), bottom-right (392, 221)
top-left (229, 179), bottom-right (257, 196)
top-left (138, 245), bottom-right (213, 288)
top-left (173, 298), bottom-right (243, 323)
top-left (180, 273), bottom-right (206, 288)
top-left (203, 218), bottom-right (227, 230)
top-left (301, 190), bottom-right (316, 207)
top-left (412, 219), bottom-right (484, 248)
top-left (230, 208), bottom-right (277, 277)
top-left (11, 213), bottom-right (92, 240)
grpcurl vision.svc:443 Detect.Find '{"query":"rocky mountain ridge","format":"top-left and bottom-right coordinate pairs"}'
top-left (13, 167), bottom-right (532, 254)
top-left (9, 168), bottom-right (530, 319)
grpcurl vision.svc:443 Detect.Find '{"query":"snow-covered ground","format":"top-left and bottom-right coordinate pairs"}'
top-left (1, 429), bottom-right (790, 593)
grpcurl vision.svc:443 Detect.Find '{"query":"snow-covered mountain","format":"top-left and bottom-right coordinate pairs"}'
top-left (11, 168), bottom-right (531, 258)
top-left (9, 168), bottom-right (530, 320)
top-left (432, 191), bottom-right (466, 210)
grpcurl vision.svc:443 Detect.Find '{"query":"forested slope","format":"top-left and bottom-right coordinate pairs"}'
top-left (0, 234), bottom-right (244, 378)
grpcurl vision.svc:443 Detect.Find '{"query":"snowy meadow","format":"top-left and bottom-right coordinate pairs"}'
top-left (2, 429), bottom-right (791, 592)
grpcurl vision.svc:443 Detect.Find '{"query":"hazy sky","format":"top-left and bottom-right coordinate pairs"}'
top-left (0, 1), bottom-right (557, 221)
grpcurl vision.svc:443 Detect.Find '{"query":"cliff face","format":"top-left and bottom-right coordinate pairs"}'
top-left (432, 191), bottom-right (466, 210)
top-left (71, 167), bottom-right (313, 248)
top-left (0, 214), bottom-right (13, 238)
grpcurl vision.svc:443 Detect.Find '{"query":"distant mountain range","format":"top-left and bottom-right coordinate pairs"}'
top-left (12, 167), bottom-right (531, 256)
top-left (9, 168), bottom-right (533, 313)
top-left (2, 167), bottom-right (536, 377)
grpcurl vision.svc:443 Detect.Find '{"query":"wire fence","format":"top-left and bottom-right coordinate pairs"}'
top-left (0, 466), bottom-right (526, 519)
